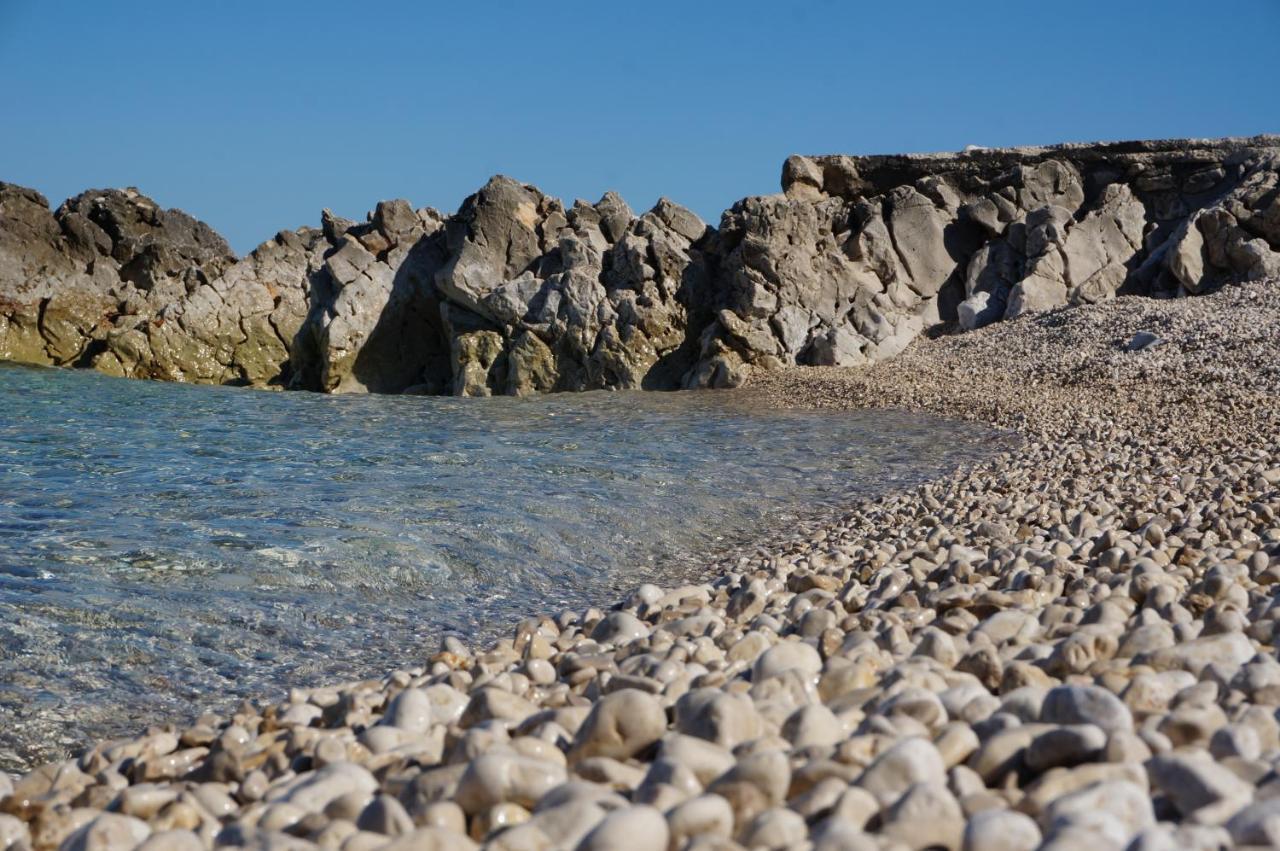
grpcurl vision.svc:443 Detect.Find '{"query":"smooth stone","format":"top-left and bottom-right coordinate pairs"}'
top-left (357, 794), bottom-right (415, 836)
top-left (1136, 632), bottom-right (1255, 675)
top-left (880, 781), bottom-right (964, 850)
top-left (1209, 724), bottom-right (1262, 761)
top-left (528, 799), bottom-right (610, 848)
top-left (342, 830), bottom-right (393, 851)
top-left (569, 689), bottom-right (667, 762)
top-left (422, 685), bottom-right (473, 721)
top-left (1040, 819), bottom-right (1128, 849)
top-left (1227, 797), bottom-right (1280, 846)
top-left (1121, 671), bottom-right (1197, 714)
top-left (0, 816), bottom-right (28, 851)
top-left (788, 776), bottom-right (849, 820)
top-left (412, 801), bottom-right (467, 834)
top-left (856, 737), bottom-right (947, 806)
top-left (1041, 779), bottom-right (1155, 838)
top-left (811, 821), bottom-right (881, 851)
top-left (963, 809), bottom-right (1041, 851)
top-left (968, 725), bottom-right (1050, 785)
top-left (258, 802), bottom-right (307, 832)
top-left (454, 753), bottom-right (567, 814)
top-left (781, 704), bottom-right (844, 749)
top-left (460, 688), bottom-right (540, 726)
top-left (1126, 823), bottom-right (1233, 851)
top-left (590, 612), bottom-right (650, 645)
top-left (574, 805), bottom-right (669, 851)
top-left (707, 749), bottom-right (790, 810)
top-left (1022, 763), bottom-right (1149, 816)
top-left (1125, 331), bottom-right (1164, 352)
top-left (1000, 687), bottom-right (1049, 723)
top-left (379, 827), bottom-right (479, 850)
top-left (573, 756), bottom-right (645, 790)
top-left (877, 687), bottom-right (948, 732)
top-left (1147, 752), bottom-right (1254, 823)
top-left (666, 795), bottom-right (734, 846)
top-left (190, 783), bottom-right (239, 819)
top-left (62, 814), bottom-right (152, 851)
top-left (1040, 685), bottom-right (1133, 734)
top-left (739, 807), bottom-right (808, 849)
top-left (636, 758), bottom-right (701, 803)
top-left (1104, 730), bottom-right (1152, 765)
top-left (524, 659), bottom-right (556, 685)
top-left (934, 722), bottom-right (980, 768)
top-left (485, 822), bottom-right (552, 850)
top-left (270, 762), bottom-right (379, 813)
top-left (752, 641), bottom-right (822, 683)
top-left (471, 802), bottom-right (531, 841)
top-left (656, 735), bottom-right (737, 786)
top-left (136, 830), bottom-right (204, 851)
top-left (827, 786), bottom-right (880, 830)
top-left (674, 689), bottom-right (763, 748)
top-left (114, 784), bottom-right (179, 820)
top-left (1025, 724), bottom-right (1107, 772)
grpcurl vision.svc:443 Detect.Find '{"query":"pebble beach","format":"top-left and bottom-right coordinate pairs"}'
top-left (4, 278), bottom-right (1280, 850)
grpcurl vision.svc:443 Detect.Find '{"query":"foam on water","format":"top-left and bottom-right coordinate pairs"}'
top-left (0, 362), bottom-right (996, 769)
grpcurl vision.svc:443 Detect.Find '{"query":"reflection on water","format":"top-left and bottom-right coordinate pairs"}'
top-left (0, 362), bottom-right (995, 769)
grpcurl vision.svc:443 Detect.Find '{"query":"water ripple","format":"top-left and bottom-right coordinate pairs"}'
top-left (0, 362), bottom-right (996, 769)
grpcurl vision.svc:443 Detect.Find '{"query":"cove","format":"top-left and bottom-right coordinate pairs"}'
top-left (0, 363), bottom-right (994, 769)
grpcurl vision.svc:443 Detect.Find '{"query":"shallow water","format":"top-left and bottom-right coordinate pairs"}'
top-left (0, 362), bottom-right (996, 770)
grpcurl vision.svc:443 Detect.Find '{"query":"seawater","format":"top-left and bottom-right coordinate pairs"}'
top-left (0, 362), bottom-right (995, 769)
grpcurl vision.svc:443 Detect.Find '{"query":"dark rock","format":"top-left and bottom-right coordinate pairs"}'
top-left (1126, 330), bottom-right (1165, 351)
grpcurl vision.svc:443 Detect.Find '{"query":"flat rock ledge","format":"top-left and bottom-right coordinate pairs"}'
top-left (3, 275), bottom-right (1280, 849)
top-left (3, 135), bottom-right (1280, 395)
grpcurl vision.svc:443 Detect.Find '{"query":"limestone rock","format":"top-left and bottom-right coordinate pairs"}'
top-left (569, 690), bottom-right (667, 763)
top-left (963, 809), bottom-right (1041, 851)
top-left (856, 737), bottom-right (947, 806)
top-left (1040, 685), bottom-right (1133, 734)
top-left (1147, 752), bottom-right (1254, 824)
top-left (4, 136), bottom-right (1279, 394)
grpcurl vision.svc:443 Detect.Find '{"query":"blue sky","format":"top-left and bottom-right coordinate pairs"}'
top-left (2, 1), bottom-right (1276, 253)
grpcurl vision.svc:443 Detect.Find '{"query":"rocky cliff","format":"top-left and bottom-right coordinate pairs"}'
top-left (3, 136), bottom-right (1278, 395)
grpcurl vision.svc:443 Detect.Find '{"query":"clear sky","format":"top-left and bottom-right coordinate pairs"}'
top-left (2, 0), bottom-right (1276, 253)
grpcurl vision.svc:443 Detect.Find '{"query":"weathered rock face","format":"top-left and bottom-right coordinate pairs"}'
top-left (0, 183), bottom-right (307, 386)
top-left (288, 202), bottom-right (450, 394)
top-left (691, 136), bottom-right (1280, 386)
top-left (417, 177), bottom-right (713, 396)
top-left (3, 136), bottom-right (1278, 394)
top-left (287, 176), bottom-right (714, 396)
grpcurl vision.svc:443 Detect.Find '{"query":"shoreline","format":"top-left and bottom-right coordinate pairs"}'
top-left (0, 374), bottom-right (994, 777)
top-left (3, 281), bottom-right (1280, 849)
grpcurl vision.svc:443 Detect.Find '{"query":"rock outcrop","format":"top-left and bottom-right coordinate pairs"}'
top-left (3, 136), bottom-right (1278, 394)
top-left (291, 177), bottom-right (714, 396)
top-left (695, 136), bottom-right (1280, 385)
top-left (0, 183), bottom-right (310, 386)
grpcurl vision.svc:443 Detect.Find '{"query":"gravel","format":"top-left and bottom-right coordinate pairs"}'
top-left (3, 279), bottom-right (1280, 849)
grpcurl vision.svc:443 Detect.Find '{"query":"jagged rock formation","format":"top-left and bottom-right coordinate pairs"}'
top-left (693, 136), bottom-right (1280, 384)
top-left (290, 177), bottom-right (713, 395)
top-left (3, 136), bottom-right (1278, 395)
top-left (0, 183), bottom-right (313, 385)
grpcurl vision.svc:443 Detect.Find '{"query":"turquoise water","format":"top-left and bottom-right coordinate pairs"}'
top-left (0, 363), bottom-right (994, 769)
